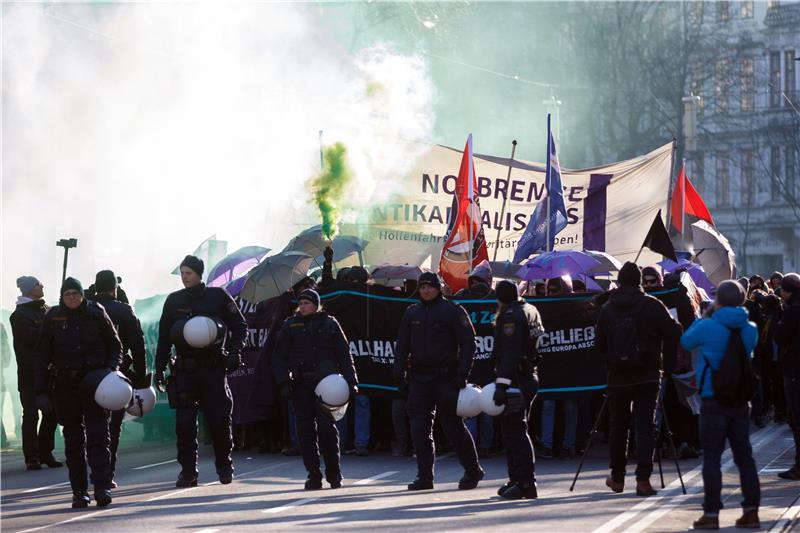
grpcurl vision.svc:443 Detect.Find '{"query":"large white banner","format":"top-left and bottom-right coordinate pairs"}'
top-left (339, 140), bottom-right (674, 268)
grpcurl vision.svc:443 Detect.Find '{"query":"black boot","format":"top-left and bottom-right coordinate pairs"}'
top-left (500, 482), bottom-right (538, 500)
top-left (407, 477), bottom-right (434, 491)
top-left (458, 468), bottom-right (485, 490)
top-left (176, 471), bottom-right (198, 488)
top-left (26, 459), bottom-right (42, 471)
top-left (305, 471), bottom-right (323, 490)
top-left (497, 481), bottom-right (515, 496)
top-left (218, 467), bottom-right (234, 485)
top-left (94, 489), bottom-right (112, 508)
top-left (72, 492), bottom-right (91, 509)
top-left (326, 469), bottom-right (342, 489)
top-left (42, 455), bottom-right (64, 468)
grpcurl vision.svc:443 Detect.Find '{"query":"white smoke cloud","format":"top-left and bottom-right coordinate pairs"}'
top-left (1, 3), bottom-right (434, 308)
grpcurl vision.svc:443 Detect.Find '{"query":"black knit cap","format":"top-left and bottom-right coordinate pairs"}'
top-left (496, 280), bottom-right (519, 304)
top-left (781, 273), bottom-right (800, 295)
top-left (61, 277), bottom-right (84, 296)
top-left (95, 270), bottom-right (118, 292)
top-left (618, 262), bottom-right (641, 287)
top-left (298, 288), bottom-right (321, 308)
top-left (180, 255), bottom-right (204, 276)
top-left (418, 272), bottom-right (441, 291)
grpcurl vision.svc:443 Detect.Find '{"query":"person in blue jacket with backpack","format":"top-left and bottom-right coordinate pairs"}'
top-left (681, 280), bottom-right (760, 530)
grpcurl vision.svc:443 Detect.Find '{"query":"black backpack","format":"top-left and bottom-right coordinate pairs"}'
top-left (700, 327), bottom-right (759, 407)
top-left (605, 299), bottom-right (648, 370)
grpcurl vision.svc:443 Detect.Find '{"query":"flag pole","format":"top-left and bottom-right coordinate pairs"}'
top-left (468, 135), bottom-right (474, 276)
top-left (492, 139), bottom-right (518, 261)
top-left (545, 113), bottom-right (552, 253)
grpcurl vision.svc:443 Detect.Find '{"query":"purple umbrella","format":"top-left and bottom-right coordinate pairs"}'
top-left (224, 275), bottom-right (247, 298)
top-left (521, 251), bottom-right (602, 281)
top-left (207, 246), bottom-right (270, 288)
top-left (657, 259), bottom-right (716, 294)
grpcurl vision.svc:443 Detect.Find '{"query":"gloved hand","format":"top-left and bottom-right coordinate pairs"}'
top-left (226, 352), bottom-right (243, 373)
top-left (493, 383), bottom-right (509, 406)
top-left (279, 382), bottom-right (292, 400)
top-left (36, 393), bottom-right (53, 414)
top-left (450, 376), bottom-right (467, 390)
top-left (155, 370), bottom-right (167, 393)
top-left (324, 246), bottom-right (334, 261)
top-left (350, 383), bottom-right (359, 400)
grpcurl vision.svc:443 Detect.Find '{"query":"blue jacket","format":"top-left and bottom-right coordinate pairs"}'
top-left (680, 306), bottom-right (758, 398)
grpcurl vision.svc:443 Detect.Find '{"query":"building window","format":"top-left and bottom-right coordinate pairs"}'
top-left (742, 149), bottom-right (755, 206)
top-left (770, 51), bottom-right (782, 108)
top-left (739, 0), bottom-right (753, 18)
top-left (716, 153), bottom-right (730, 206)
top-left (716, 59), bottom-right (729, 112)
top-left (740, 58), bottom-right (754, 112)
top-left (692, 63), bottom-right (705, 111)
top-left (771, 146), bottom-right (782, 200)
top-left (716, 1), bottom-right (730, 22)
top-left (787, 146), bottom-right (797, 200)
top-left (786, 50), bottom-right (796, 106)
top-left (767, 0), bottom-right (780, 7)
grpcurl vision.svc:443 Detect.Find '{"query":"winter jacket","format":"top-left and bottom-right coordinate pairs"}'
top-left (9, 298), bottom-right (49, 389)
top-left (90, 293), bottom-right (147, 379)
top-left (774, 292), bottom-right (800, 377)
top-left (680, 306), bottom-right (758, 398)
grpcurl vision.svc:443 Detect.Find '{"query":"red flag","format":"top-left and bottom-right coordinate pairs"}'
top-left (439, 134), bottom-right (489, 292)
top-left (670, 166), bottom-right (714, 234)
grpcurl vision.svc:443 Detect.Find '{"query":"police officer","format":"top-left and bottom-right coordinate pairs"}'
top-left (491, 280), bottom-right (543, 499)
top-left (9, 275), bottom-right (61, 470)
top-left (272, 289), bottom-right (357, 489)
top-left (395, 272), bottom-right (484, 490)
top-left (154, 255), bottom-right (247, 488)
top-left (33, 277), bottom-right (123, 508)
top-left (88, 270), bottom-right (146, 488)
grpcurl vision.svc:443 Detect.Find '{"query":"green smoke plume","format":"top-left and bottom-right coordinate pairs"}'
top-left (309, 142), bottom-right (354, 239)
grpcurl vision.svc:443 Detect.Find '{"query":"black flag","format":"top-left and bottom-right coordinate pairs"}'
top-left (641, 209), bottom-right (677, 261)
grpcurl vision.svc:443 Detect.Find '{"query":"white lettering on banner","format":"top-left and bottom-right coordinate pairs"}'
top-left (244, 328), bottom-right (269, 349)
top-left (538, 326), bottom-right (596, 353)
top-left (349, 340), bottom-right (396, 365)
top-left (474, 336), bottom-right (494, 360)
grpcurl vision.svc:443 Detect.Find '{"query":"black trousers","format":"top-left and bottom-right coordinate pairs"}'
top-left (784, 375), bottom-right (800, 468)
top-left (19, 386), bottom-right (58, 463)
top-left (608, 381), bottom-right (659, 482)
top-left (52, 376), bottom-right (111, 493)
top-left (406, 377), bottom-right (480, 481)
top-left (174, 368), bottom-right (234, 476)
top-left (109, 407), bottom-right (125, 478)
top-left (292, 380), bottom-right (341, 481)
top-left (499, 393), bottom-right (537, 484)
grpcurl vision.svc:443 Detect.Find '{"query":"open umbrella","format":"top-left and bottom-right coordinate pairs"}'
top-left (521, 251), bottom-right (602, 281)
top-left (691, 221), bottom-right (736, 286)
top-left (371, 264), bottom-right (426, 281)
top-left (316, 235), bottom-right (369, 264)
top-left (489, 261), bottom-right (523, 281)
top-left (285, 225), bottom-right (368, 264)
top-left (206, 246), bottom-right (270, 288)
top-left (584, 250), bottom-right (623, 274)
top-left (240, 251), bottom-right (314, 303)
top-left (657, 258), bottom-right (716, 294)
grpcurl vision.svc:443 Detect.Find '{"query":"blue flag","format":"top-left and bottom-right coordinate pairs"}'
top-left (512, 119), bottom-right (567, 263)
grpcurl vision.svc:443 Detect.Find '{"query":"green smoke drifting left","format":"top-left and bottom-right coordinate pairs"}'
top-left (308, 142), bottom-right (355, 239)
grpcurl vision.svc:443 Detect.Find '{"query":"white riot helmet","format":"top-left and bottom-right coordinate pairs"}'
top-left (81, 369), bottom-right (133, 411)
top-left (183, 316), bottom-right (225, 348)
top-left (127, 378), bottom-right (157, 417)
top-left (315, 373), bottom-right (350, 421)
top-left (479, 383), bottom-right (505, 416)
top-left (456, 384), bottom-right (483, 418)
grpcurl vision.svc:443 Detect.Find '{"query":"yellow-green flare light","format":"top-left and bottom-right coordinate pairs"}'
top-left (309, 142), bottom-right (354, 239)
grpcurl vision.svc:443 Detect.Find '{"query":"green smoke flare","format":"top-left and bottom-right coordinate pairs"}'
top-left (309, 142), bottom-right (354, 239)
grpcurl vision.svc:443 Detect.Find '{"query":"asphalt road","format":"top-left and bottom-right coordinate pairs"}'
top-left (2, 423), bottom-right (799, 532)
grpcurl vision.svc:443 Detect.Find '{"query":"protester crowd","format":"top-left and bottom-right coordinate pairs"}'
top-left (8, 253), bottom-right (800, 529)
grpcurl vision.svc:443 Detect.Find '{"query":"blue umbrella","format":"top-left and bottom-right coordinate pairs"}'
top-left (657, 259), bottom-right (716, 294)
top-left (207, 246), bottom-right (270, 288)
top-left (521, 251), bottom-right (602, 281)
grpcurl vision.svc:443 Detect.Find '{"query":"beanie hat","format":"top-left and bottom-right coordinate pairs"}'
top-left (418, 272), bottom-right (442, 291)
top-left (297, 289), bottom-right (321, 309)
top-left (16, 276), bottom-right (41, 296)
top-left (618, 262), bottom-right (641, 287)
top-left (180, 255), bottom-right (204, 277)
top-left (716, 280), bottom-right (745, 307)
top-left (781, 273), bottom-right (800, 295)
top-left (60, 277), bottom-right (84, 296)
top-left (770, 271), bottom-right (784, 282)
top-left (641, 266), bottom-right (663, 284)
top-left (496, 280), bottom-right (519, 304)
top-left (95, 270), bottom-right (118, 293)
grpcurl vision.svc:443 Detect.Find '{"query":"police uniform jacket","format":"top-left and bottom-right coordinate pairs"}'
top-left (91, 293), bottom-right (147, 380)
top-left (10, 299), bottom-right (49, 389)
top-left (492, 300), bottom-right (544, 387)
top-left (33, 300), bottom-right (123, 392)
top-left (395, 295), bottom-right (476, 381)
top-left (272, 311), bottom-right (357, 387)
top-left (155, 283), bottom-right (247, 372)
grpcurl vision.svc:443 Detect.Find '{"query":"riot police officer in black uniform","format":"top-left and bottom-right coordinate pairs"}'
top-left (154, 255), bottom-right (247, 488)
top-left (272, 289), bottom-right (358, 489)
top-left (88, 270), bottom-right (146, 488)
top-left (394, 272), bottom-right (484, 491)
top-left (33, 277), bottom-right (123, 508)
top-left (491, 280), bottom-right (544, 500)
